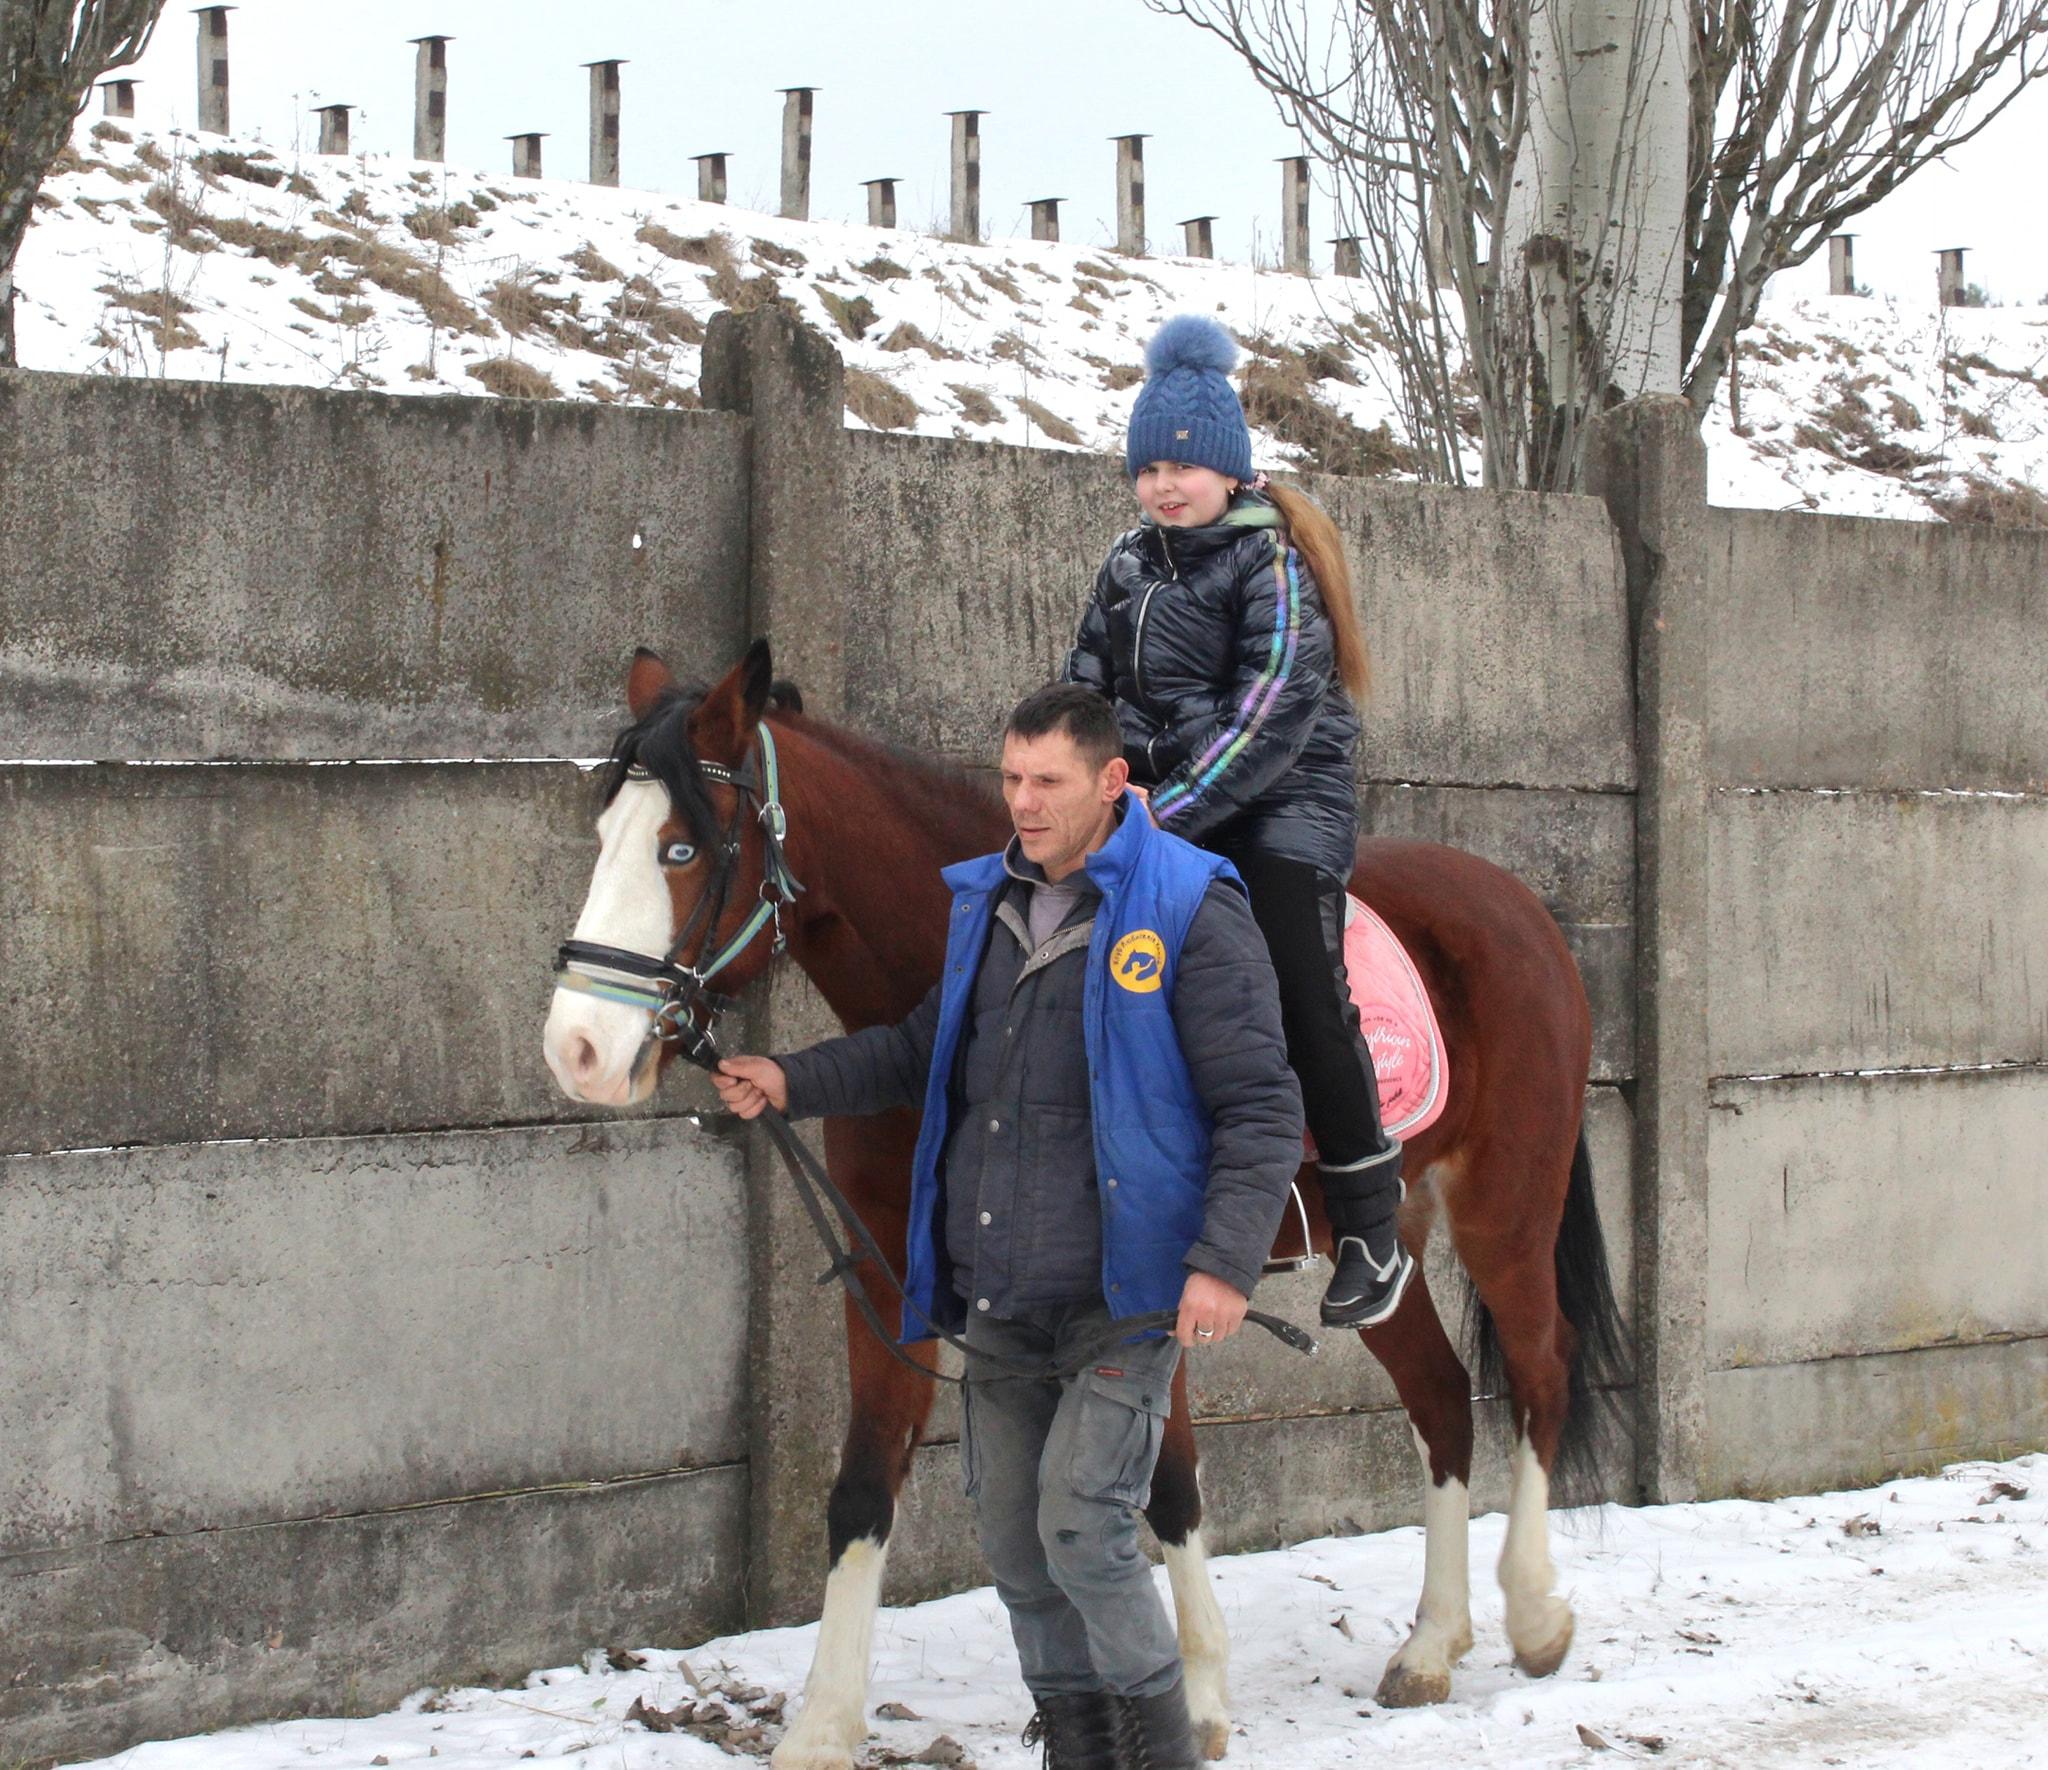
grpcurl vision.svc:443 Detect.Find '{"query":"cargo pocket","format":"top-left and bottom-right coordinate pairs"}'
top-left (1068, 1367), bottom-right (1172, 1508)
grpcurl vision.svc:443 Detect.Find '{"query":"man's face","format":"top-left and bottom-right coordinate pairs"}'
top-left (1001, 728), bottom-right (1126, 881)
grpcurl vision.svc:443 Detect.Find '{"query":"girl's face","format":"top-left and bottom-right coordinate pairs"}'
top-left (1134, 461), bottom-right (1238, 527)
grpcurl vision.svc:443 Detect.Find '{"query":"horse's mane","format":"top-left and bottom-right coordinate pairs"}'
top-left (603, 684), bottom-right (1006, 859)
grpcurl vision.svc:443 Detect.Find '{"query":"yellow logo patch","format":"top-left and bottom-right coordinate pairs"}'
top-left (1110, 929), bottom-right (1167, 994)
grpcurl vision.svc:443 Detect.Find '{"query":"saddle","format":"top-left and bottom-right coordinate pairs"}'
top-left (1265, 893), bottom-right (1449, 1273)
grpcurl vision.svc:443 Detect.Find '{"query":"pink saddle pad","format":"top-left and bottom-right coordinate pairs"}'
top-left (1308, 893), bottom-right (1448, 1148)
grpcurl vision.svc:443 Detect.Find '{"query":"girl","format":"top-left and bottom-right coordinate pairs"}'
top-left (1065, 314), bottom-right (1412, 1330)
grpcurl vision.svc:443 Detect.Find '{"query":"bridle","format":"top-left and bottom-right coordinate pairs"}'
top-left (552, 721), bottom-right (803, 1070)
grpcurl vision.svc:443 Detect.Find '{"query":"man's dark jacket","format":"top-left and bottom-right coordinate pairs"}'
top-left (1065, 492), bottom-right (1361, 882)
top-left (778, 811), bottom-right (1302, 1324)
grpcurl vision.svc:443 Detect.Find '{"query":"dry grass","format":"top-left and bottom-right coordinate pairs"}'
top-left (635, 222), bottom-right (732, 269)
top-left (135, 139), bottom-right (171, 172)
top-left (1240, 343), bottom-right (1413, 478)
top-left (1069, 294), bottom-right (1102, 317)
top-left (567, 243), bottom-right (625, 282)
top-left (1792, 377), bottom-right (1936, 477)
top-left (751, 238), bottom-right (808, 270)
top-left (1074, 258), bottom-right (1131, 282)
top-left (610, 276), bottom-right (705, 345)
top-left (947, 383), bottom-right (1001, 425)
top-left (404, 201), bottom-right (481, 243)
top-left (845, 367), bottom-right (920, 430)
top-left (1014, 396), bottom-right (1083, 445)
top-left (1957, 408), bottom-right (2002, 441)
top-left (1101, 362), bottom-right (1144, 391)
top-left (854, 255), bottom-right (910, 281)
top-left (486, 273), bottom-right (581, 339)
top-left (817, 289), bottom-right (878, 340)
top-left (612, 362), bottom-right (702, 408)
top-left (977, 264), bottom-right (1025, 302)
top-left (991, 330), bottom-right (1042, 368)
top-left (91, 121), bottom-right (132, 145)
top-left (196, 149), bottom-right (284, 189)
top-left (98, 281), bottom-right (203, 352)
top-left (709, 261), bottom-right (783, 314)
top-left (881, 321), bottom-right (959, 360)
top-left (468, 358), bottom-right (561, 400)
top-left (1935, 475), bottom-right (2048, 529)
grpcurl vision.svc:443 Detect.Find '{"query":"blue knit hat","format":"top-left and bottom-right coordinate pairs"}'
top-left (1125, 315), bottom-right (1253, 482)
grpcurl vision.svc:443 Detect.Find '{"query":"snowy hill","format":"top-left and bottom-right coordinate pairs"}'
top-left (19, 116), bottom-right (2048, 526)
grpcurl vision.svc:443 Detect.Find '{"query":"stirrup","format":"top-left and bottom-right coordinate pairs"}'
top-left (1262, 1180), bottom-right (1316, 1275)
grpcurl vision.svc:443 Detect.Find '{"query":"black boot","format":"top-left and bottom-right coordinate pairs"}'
top-left (1022, 1690), bottom-right (1123, 1769)
top-left (1116, 1677), bottom-right (1200, 1770)
top-left (1319, 1148), bottom-right (1414, 1329)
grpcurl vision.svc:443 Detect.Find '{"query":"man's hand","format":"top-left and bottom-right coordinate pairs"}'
top-left (713, 1056), bottom-right (788, 1120)
top-left (1174, 1270), bottom-right (1249, 1348)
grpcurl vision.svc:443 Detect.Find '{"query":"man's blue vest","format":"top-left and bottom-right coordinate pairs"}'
top-left (899, 792), bottom-right (1241, 1340)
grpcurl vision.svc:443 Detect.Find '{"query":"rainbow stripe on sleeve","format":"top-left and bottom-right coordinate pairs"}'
top-left (1152, 547), bottom-right (1302, 825)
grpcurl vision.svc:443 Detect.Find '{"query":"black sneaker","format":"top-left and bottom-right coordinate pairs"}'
top-left (1320, 1225), bottom-right (1416, 1328)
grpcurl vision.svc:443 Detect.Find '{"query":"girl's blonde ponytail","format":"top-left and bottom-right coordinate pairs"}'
top-left (1265, 480), bottom-right (1371, 703)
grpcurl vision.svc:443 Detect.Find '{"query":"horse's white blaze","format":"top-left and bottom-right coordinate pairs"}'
top-left (542, 779), bottom-right (671, 1106)
top-left (1163, 1528), bottom-right (1231, 1759)
top-left (1376, 1428), bottom-right (1471, 1706)
top-left (1498, 1434), bottom-right (1573, 1674)
top-left (773, 1535), bottom-right (888, 1770)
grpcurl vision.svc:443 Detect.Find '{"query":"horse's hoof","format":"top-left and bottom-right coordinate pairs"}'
top-left (1375, 1661), bottom-right (1452, 1708)
top-left (1194, 1716), bottom-right (1231, 1760)
top-left (1511, 1610), bottom-right (1575, 1680)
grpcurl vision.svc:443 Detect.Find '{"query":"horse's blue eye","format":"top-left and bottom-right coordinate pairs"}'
top-left (662, 842), bottom-right (697, 867)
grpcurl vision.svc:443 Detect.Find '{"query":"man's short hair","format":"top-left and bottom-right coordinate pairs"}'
top-left (1005, 683), bottom-right (1121, 770)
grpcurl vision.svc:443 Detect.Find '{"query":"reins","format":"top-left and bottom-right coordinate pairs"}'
top-left (553, 720), bottom-right (1319, 1387)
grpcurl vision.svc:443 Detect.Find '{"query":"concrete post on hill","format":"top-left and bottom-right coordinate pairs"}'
top-left (1828, 235), bottom-right (1855, 297)
top-left (1584, 396), bottom-right (1711, 1506)
top-left (700, 307), bottom-right (854, 1623)
top-left (948, 111), bottom-right (984, 241)
top-left (864, 178), bottom-right (901, 230)
top-left (410, 37), bottom-right (450, 163)
top-left (509, 133), bottom-right (545, 179)
top-left (1330, 235), bottom-right (1363, 278)
top-left (1113, 135), bottom-right (1147, 255)
top-left (313, 104), bottom-right (353, 156)
top-left (1280, 155), bottom-right (1310, 273)
top-left (780, 88), bottom-right (816, 221)
top-left (586, 60), bottom-right (624, 188)
top-left (695, 153), bottom-right (731, 205)
top-left (1179, 215), bottom-right (1215, 259)
top-left (1937, 248), bottom-right (1967, 307)
top-left (100, 79), bottom-right (139, 119)
top-left (1029, 197), bottom-right (1063, 243)
top-left (194, 6), bottom-right (233, 136)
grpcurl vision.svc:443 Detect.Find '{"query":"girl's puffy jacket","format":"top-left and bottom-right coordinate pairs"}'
top-left (1065, 491), bottom-right (1362, 882)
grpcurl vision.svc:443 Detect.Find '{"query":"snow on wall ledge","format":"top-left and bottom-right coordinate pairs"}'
top-left (19, 117), bottom-right (2048, 526)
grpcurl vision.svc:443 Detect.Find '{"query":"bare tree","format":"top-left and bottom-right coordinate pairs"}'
top-left (1, 0), bottom-right (165, 366)
top-left (1151, 0), bottom-right (2048, 489)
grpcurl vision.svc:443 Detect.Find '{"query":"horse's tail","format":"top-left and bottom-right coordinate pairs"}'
top-left (1471, 1126), bottom-right (1633, 1501)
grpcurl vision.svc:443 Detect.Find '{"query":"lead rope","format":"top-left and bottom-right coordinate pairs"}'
top-left (670, 1023), bottom-right (1318, 1386)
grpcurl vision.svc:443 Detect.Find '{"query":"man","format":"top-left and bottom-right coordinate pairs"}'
top-left (715, 683), bottom-right (1303, 1770)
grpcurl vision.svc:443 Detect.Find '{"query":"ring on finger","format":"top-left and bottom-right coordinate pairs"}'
top-left (1194, 1325), bottom-right (1216, 1339)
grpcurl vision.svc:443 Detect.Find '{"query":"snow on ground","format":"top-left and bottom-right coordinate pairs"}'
top-left (63, 1455), bottom-right (2048, 1770)
top-left (19, 119), bottom-right (2048, 527)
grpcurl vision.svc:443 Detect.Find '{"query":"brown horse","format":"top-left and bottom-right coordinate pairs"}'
top-left (543, 642), bottom-right (1627, 1770)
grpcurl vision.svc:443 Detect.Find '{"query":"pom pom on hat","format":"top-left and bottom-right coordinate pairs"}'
top-left (1126, 314), bottom-right (1254, 483)
top-left (1144, 313), bottom-right (1241, 378)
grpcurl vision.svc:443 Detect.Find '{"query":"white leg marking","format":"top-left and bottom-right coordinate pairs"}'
top-left (542, 779), bottom-right (670, 1106)
top-left (1376, 1427), bottom-right (1471, 1708)
top-left (773, 1535), bottom-right (889, 1770)
top-left (1498, 1435), bottom-right (1574, 1678)
top-left (1162, 1528), bottom-right (1231, 1761)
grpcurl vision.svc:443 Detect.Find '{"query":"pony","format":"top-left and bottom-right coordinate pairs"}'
top-left (543, 642), bottom-right (1628, 1769)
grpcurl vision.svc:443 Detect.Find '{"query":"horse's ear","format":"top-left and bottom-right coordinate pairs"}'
top-left (739, 638), bottom-right (774, 723)
top-left (768, 678), bottom-right (804, 714)
top-left (626, 647), bottom-right (676, 720)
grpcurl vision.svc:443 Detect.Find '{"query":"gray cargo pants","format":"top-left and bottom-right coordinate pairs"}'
top-left (959, 1297), bottom-right (1185, 1700)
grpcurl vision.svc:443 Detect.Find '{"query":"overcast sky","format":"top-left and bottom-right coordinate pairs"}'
top-left (106, 1), bottom-right (2048, 308)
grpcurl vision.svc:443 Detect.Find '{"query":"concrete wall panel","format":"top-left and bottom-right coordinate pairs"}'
top-left (0, 761), bottom-right (653, 1152)
top-left (1708, 1068), bottom-right (2048, 1368)
top-left (839, 437), bottom-right (1632, 794)
top-left (1706, 509), bottom-right (2048, 793)
top-left (0, 1120), bottom-right (746, 1555)
top-left (1709, 790), bottom-right (2048, 1075)
top-left (1702, 1337), bottom-right (2048, 1500)
top-left (2, 1464), bottom-right (746, 1767)
top-left (0, 372), bottom-right (748, 761)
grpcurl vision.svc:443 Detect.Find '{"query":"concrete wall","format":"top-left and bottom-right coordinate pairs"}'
top-left (4, 334), bottom-right (2042, 1760)
top-left (1697, 504), bottom-right (2048, 1499)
